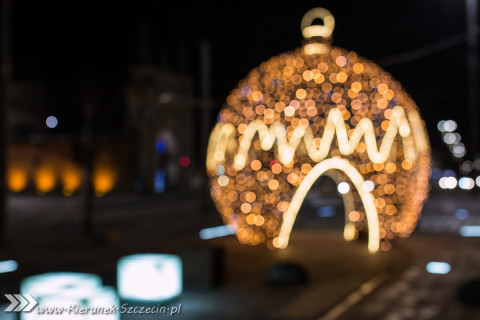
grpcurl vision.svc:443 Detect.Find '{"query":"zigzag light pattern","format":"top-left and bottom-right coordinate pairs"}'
top-left (207, 105), bottom-right (416, 170)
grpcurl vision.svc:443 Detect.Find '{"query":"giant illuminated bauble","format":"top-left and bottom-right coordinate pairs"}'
top-left (206, 8), bottom-right (430, 253)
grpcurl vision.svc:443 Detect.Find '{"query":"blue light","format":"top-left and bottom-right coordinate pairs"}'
top-left (443, 169), bottom-right (456, 178)
top-left (199, 225), bottom-right (237, 240)
top-left (316, 206), bottom-right (335, 218)
top-left (455, 208), bottom-right (469, 221)
top-left (426, 262), bottom-right (451, 274)
top-left (155, 139), bottom-right (167, 154)
top-left (459, 226), bottom-right (480, 237)
top-left (154, 169), bottom-right (166, 194)
top-left (0, 260), bottom-right (18, 273)
top-left (216, 164), bottom-right (225, 176)
top-left (431, 168), bottom-right (442, 181)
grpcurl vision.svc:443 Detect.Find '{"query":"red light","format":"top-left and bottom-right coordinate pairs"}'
top-left (179, 156), bottom-right (191, 167)
top-left (269, 160), bottom-right (279, 168)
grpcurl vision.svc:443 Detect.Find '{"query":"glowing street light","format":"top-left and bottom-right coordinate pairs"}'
top-left (45, 116), bottom-right (58, 129)
top-left (437, 120), bottom-right (445, 132)
top-left (452, 143), bottom-right (466, 158)
top-left (443, 120), bottom-right (457, 132)
top-left (443, 132), bottom-right (461, 145)
top-left (458, 177), bottom-right (475, 190)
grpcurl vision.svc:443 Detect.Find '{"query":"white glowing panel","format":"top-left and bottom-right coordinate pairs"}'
top-left (20, 273), bottom-right (119, 320)
top-left (118, 254), bottom-right (182, 302)
top-left (459, 225), bottom-right (480, 237)
top-left (22, 272), bottom-right (102, 300)
top-left (0, 260), bottom-right (18, 273)
top-left (426, 262), bottom-right (451, 274)
top-left (200, 224), bottom-right (237, 240)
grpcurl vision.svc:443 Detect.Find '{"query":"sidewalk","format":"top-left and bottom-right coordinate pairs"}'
top-left (0, 193), bottom-right (410, 319)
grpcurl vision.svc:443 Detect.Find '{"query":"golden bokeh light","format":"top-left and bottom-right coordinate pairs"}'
top-left (35, 166), bottom-right (56, 194)
top-left (93, 167), bottom-right (116, 197)
top-left (206, 8), bottom-right (430, 253)
top-left (62, 165), bottom-right (82, 196)
top-left (8, 167), bottom-right (28, 193)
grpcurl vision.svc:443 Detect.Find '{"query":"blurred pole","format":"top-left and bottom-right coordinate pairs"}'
top-left (0, 0), bottom-right (11, 245)
top-left (466, 0), bottom-right (479, 156)
top-left (200, 40), bottom-right (212, 160)
top-left (200, 40), bottom-right (212, 214)
top-left (82, 103), bottom-right (94, 235)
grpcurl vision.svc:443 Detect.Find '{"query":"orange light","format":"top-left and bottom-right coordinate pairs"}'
top-left (8, 168), bottom-right (28, 192)
top-left (35, 166), bottom-right (56, 194)
top-left (93, 167), bottom-right (116, 197)
top-left (62, 165), bottom-right (82, 196)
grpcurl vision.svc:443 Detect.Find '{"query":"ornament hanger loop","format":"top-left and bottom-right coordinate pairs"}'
top-left (301, 8), bottom-right (335, 40)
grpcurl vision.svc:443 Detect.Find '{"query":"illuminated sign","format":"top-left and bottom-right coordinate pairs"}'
top-left (206, 8), bottom-right (430, 253)
top-left (21, 272), bottom-right (119, 320)
top-left (118, 254), bottom-right (182, 302)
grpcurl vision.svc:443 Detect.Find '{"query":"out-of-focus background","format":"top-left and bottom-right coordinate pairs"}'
top-left (0, 0), bottom-right (480, 319)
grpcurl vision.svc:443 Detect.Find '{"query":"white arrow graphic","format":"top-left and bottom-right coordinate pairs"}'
top-left (4, 294), bottom-right (38, 312)
top-left (4, 294), bottom-right (19, 312)
top-left (23, 294), bottom-right (38, 312)
top-left (13, 294), bottom-right (28, 312)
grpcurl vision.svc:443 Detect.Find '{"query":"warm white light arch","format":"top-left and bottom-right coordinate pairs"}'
top-left (275, 157), bottom-right (380, 253)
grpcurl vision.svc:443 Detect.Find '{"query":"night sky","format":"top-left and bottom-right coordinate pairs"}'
top-left (10, 0), bottom-right (477, 164)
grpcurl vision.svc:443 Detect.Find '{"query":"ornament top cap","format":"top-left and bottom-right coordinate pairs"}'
top-left (301, 7), bottom-right (335, 40)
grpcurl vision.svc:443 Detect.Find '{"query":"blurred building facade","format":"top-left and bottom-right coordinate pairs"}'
top-left (6, 26), bottom-right (207, 196)
top-left (125, 63), bottom-right (197, 193)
